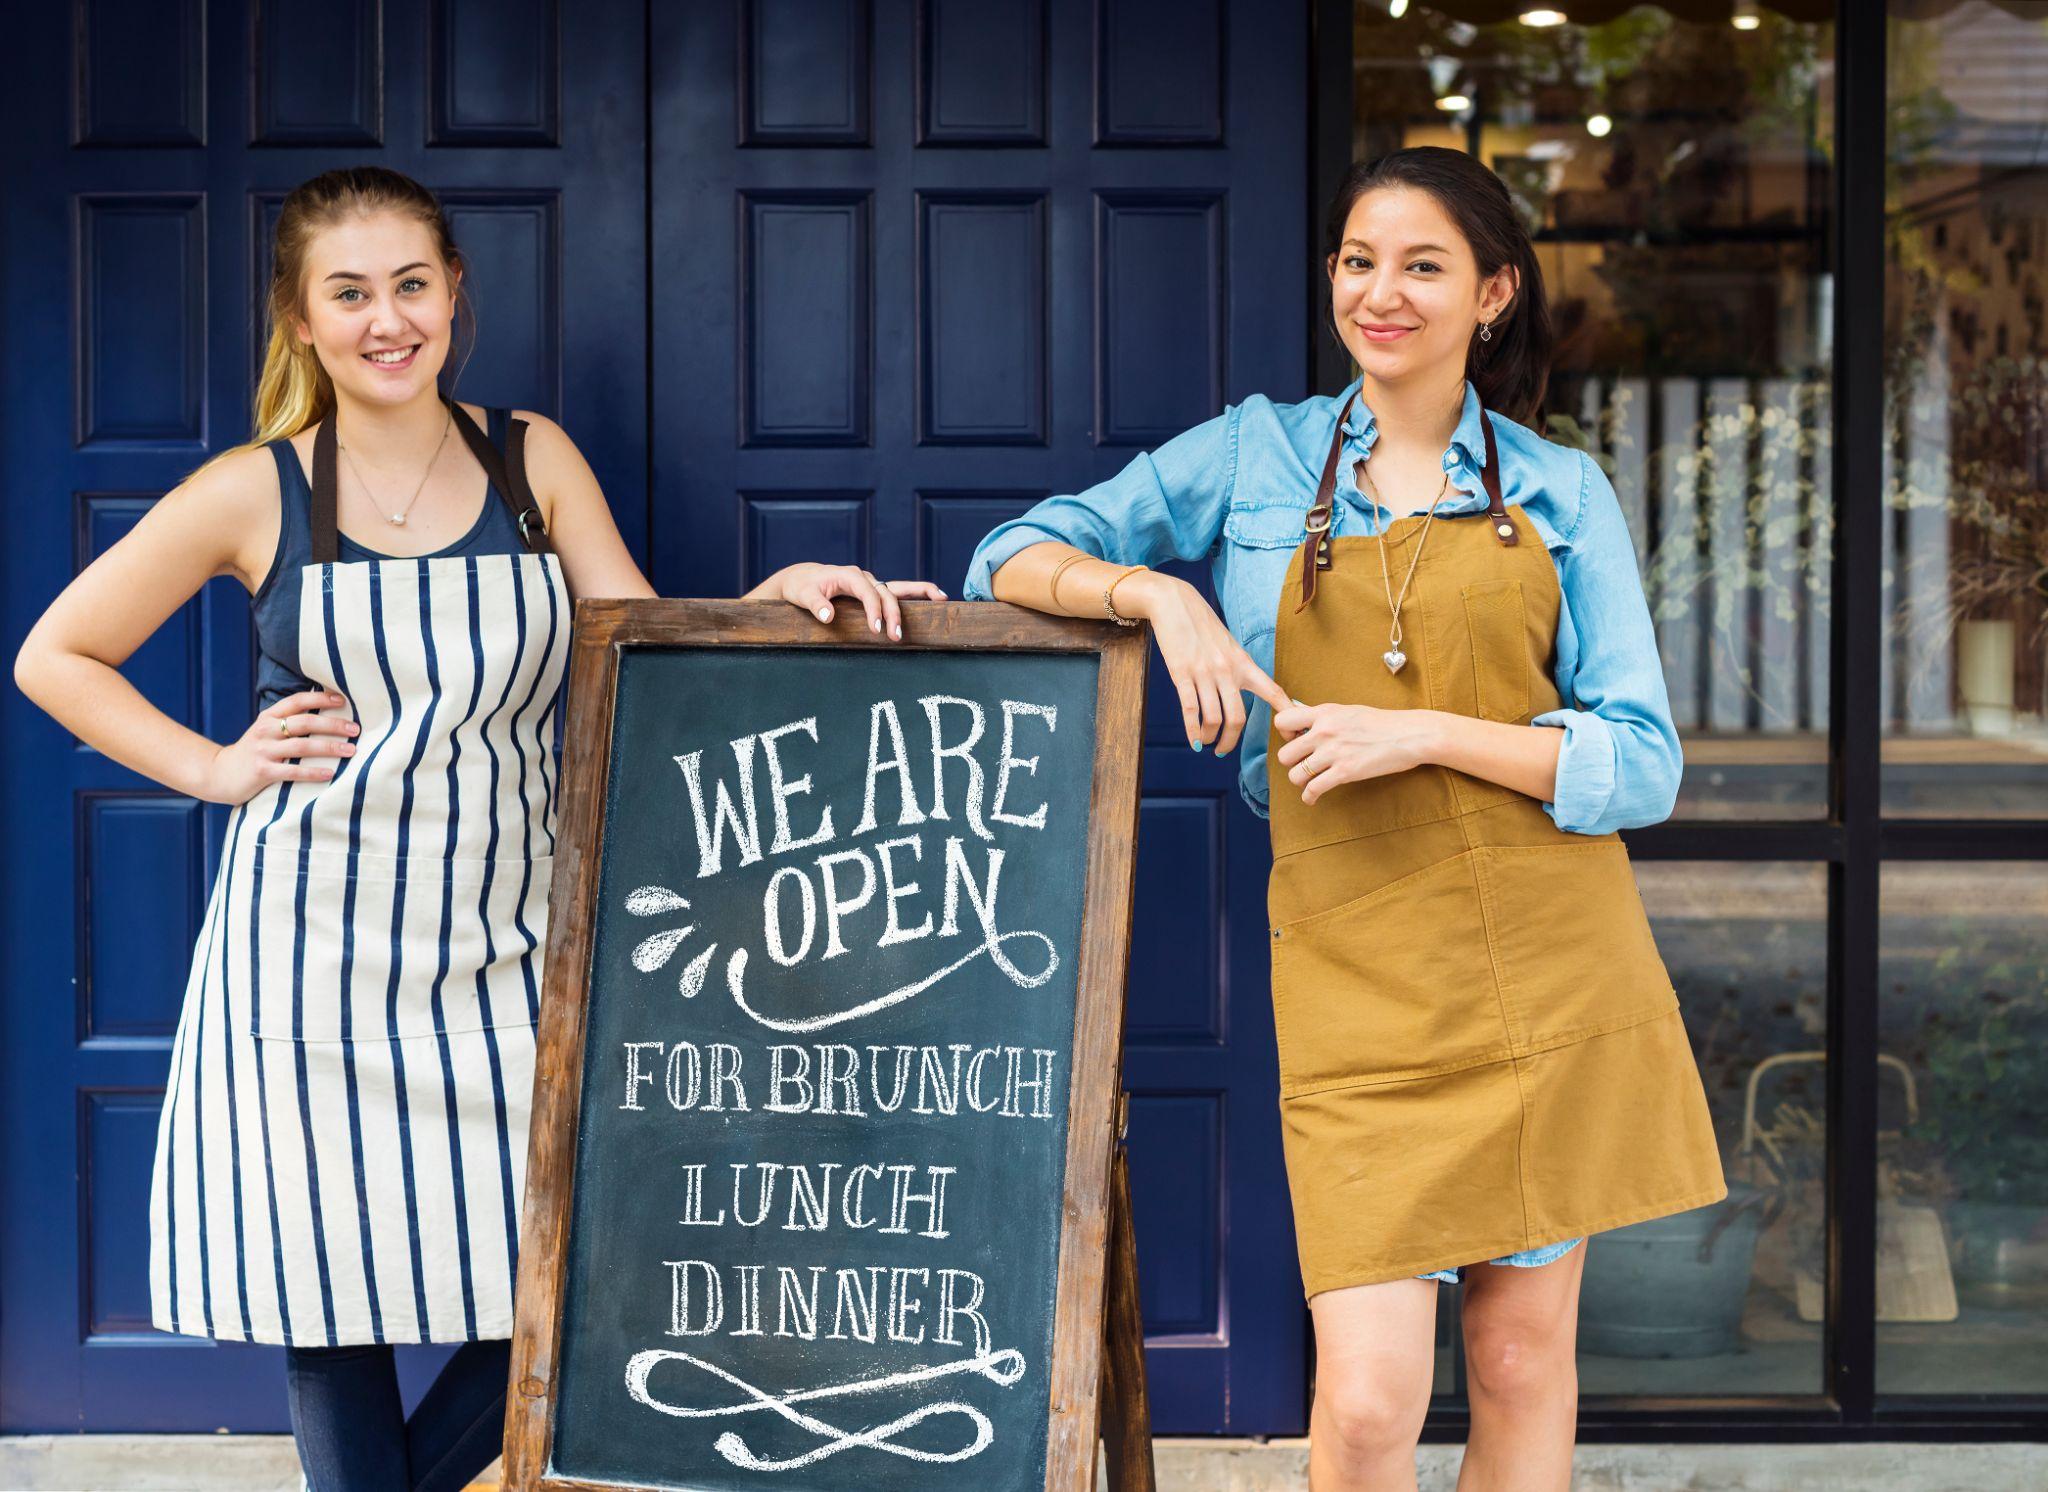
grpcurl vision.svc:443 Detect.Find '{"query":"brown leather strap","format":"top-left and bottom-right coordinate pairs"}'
top-left (1294, 391), bottom-right (1354, 613)
top-left (308, 397), bottom-right (553, 562)
top-left (448, 400), bottom-right (552, 555)
top-left (1293, 387), bottom-right (1514, 609)
top-left (310, 409), bottom-right (341, 565)
top-left (1479, 404), bottom-right (1516, 545)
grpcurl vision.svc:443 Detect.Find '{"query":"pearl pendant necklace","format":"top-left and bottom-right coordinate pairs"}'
top-left (336, 402), bottom-right (453, 529)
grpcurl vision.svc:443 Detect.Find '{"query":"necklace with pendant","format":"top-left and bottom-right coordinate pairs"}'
top-left (336, 401), bottom-right (453, 527)
top-left (1356, 456), bottom-right (1452, 674)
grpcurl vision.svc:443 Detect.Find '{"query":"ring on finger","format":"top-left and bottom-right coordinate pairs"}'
top-left (279, 718), bottom-right (293, 737)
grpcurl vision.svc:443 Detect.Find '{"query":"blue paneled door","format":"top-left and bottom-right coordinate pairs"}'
top-left (651, 0), bottom-right (1312, 1434)
top-left (0, 0), bottom-right (646, 1431)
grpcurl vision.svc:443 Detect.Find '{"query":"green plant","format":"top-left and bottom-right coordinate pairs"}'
top-left (1562, 377), bottom-right (1834, 730)
top-left (1898, 936), bottom-right (2048, 1207)
top-left (1886, 354), bottom-right (2048, 673)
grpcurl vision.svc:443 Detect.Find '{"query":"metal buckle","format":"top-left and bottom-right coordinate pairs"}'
top-left (1303, 507), bottom-right (1333, 535)
top-left (518, 508), bottom-right (549, 547)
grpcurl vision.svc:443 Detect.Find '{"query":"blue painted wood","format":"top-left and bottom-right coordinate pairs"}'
top-left (918, 192), bottom-right (1048, 444)
top-left (251, 0), bottom-right (382, 146)
top-left (652, 0), bottom-right (1309, 1434)
top-left (739, 490), bottom-right (874, 587)
top-left (75, 196), bottom-right (208, 447)
top-left (79, 795), bottom-right (207, 1042)
top-left (73, 498), bottom-right (206, 743)
top-left (741, 192), bottom-right (874, 446)
top-left (740, 0), bottom-right (873, 145)
top-left (2, 0), bottom-right (646, 1432)
top-left (1097, 0), bottom-right (1225, 146)
top-left (1096, 192), bottom-right (1226, 446)
top-left (9, 0), bottom-right (1313, 1437)
top-left (75, 0), bottom-right (206, 147)
top-left (428, 0), bottom-right (561, 145)
top-left (919, 0), bottom-right (1047, 144)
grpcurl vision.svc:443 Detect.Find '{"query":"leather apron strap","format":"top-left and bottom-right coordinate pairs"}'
top-left (1295, 387), bottom-right (1515, 613)
top-left (309, 396), bottom-right (554, 563)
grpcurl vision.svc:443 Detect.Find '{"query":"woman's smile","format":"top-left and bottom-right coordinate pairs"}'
top-left (361, 343), bottom-right (421, 370)
top-left (1358, 322), bottom-right (1416, 342)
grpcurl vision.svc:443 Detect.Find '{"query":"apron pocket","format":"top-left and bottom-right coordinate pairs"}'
top-left (1471, 841), bottom-right (1677, 1047)
top-left (1462, 578), bottom-right (1530, 723)
top-left (1268, 849), bottom-right (1511, 1096)
top-left (244, 844), bottom-right (551, 1043)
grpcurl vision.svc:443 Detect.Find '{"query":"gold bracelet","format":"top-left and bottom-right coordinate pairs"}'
top-left (1047, 552), bottom-right (1089, 613)
top-left (1104, 564), bottom-right (1148, 626)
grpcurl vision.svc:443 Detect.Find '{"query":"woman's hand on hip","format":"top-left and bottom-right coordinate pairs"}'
top-left (755, 563), bottom-right (947, 641)
top-left (203, 689), bottom-right (359, 804)
top-left (1272, 702), bottom-right (1440, 804)
top-left (1121, 572), bottom-right (1289, 756)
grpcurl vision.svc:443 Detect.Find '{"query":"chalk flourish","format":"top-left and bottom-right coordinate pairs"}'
top-left (622, 1346), bottom-right (1028, 1470)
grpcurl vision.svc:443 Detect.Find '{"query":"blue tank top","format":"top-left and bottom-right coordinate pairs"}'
top-left (251, 405), bottom-right (527, 712)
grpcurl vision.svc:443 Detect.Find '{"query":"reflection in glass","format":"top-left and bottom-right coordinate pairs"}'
top-left (1353, 2), bottom-right (1837, 820)
top-left (1430, 863), bottom-right (1827, 1398)
top-left (1594, 862), bottom-right (1826, 1395)
top-left (1882, 1), bottom-right (2048, 816)
top-left (1878, 863), bottom-right (2048, 1393)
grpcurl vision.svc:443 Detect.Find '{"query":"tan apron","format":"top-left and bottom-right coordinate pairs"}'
top-left (1264, 395), bottom-right (1727, 1297)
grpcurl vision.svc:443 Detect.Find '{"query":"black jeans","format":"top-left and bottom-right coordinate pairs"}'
top-left (284, 1337), bottom-right (512, 1492)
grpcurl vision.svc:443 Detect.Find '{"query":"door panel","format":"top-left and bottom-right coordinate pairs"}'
top-left (650, 0), bottom-right (1310, 1433)
top-left (1, 0), bottom-right (645, 1431)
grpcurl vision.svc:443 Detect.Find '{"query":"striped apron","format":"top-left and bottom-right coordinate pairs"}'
top-left (148, 401), bottom-right (569, 1346)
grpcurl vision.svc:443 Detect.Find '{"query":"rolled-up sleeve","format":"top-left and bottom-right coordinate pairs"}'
top-left (1532, 448), bottom-right (1684, 834)
top-left (962, 406), bottom-right (1241, 600)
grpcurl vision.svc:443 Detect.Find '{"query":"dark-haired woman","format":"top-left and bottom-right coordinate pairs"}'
top-left (965, 146), bottom-right (1725, 1488)
top-left (12, 167), bottom-right (941, 1492)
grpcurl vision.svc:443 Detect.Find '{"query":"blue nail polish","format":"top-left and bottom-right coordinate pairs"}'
top-left (1191, 740), bottom-right (1205, 753)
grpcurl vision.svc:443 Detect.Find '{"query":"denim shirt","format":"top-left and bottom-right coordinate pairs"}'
top-left (961, 375), bottom-right (1683, 836)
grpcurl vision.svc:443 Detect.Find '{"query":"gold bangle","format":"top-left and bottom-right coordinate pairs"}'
top-left (1047, 552), bottom-right (1089, 612)
top-left (1104, 564), bottom-right (1147, 626)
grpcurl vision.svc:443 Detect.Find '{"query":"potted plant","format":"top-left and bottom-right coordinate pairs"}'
top-left (1572, 945), bottom-right (1785, 1361)
top-left (1900, 935), bottom-right (2048, 1304)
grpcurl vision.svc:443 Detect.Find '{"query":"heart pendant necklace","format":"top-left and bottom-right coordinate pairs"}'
top-left (1357, 457), bottom-right (1452, 675)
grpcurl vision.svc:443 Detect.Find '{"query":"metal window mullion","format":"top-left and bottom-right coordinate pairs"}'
top-left (1827, 0), bottom-right (1887, 1428)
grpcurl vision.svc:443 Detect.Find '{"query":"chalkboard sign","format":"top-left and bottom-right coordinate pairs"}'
top-left (504, 601), bottom-right (1150, 1492)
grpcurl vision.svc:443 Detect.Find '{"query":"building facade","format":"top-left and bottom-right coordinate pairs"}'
top-left (3, 0), bottom-right (2043, 1443)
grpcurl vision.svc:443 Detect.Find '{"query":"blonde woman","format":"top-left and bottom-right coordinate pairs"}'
top-left (12, 165), bottom-right (940, 1490)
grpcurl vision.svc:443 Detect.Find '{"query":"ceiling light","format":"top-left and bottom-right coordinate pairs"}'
top-left (1436, 94), bottom-right (1472, 112)
top-left (1519, 9), bottom-right (1568, 24)
top-left (1586, 113), bottom-right (1612, 137)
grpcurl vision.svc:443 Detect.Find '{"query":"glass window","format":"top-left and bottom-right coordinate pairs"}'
top-left (1353, 2), bottom-right (1838, 820)
top-left (1432, 863), bottom-right (1828, 1398)
top-left (1877, 862), bottom-right (2048, 1393)
top-left (1881, 0), bottom-right (2048, 817)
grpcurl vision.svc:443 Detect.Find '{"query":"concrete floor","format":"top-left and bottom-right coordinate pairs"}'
top-left (4, 1438), bottom-right (2047, 1491)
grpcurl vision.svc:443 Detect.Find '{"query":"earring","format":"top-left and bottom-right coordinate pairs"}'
top-left (1479, 318), bottom-right (1493, 343)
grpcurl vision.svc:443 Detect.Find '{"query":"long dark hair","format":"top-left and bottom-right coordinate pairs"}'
top-left (1322, 146), bottom-right (1552, 432)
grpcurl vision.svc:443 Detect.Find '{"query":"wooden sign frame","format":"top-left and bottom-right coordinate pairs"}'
top-left (502, 599), bottom-right (1154, 1492)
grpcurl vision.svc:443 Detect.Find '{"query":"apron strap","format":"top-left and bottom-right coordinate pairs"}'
top-left (448, 400), bottom-right (554, 556)
top-left (1294, 391), bottom-right (1353, 613)
top-left (308, 396), bottom-right (554, 564)
top-left (1478, 404), bottom-right (1517, 545)
top-left (1293, 385), bottom-right (1516, 612)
